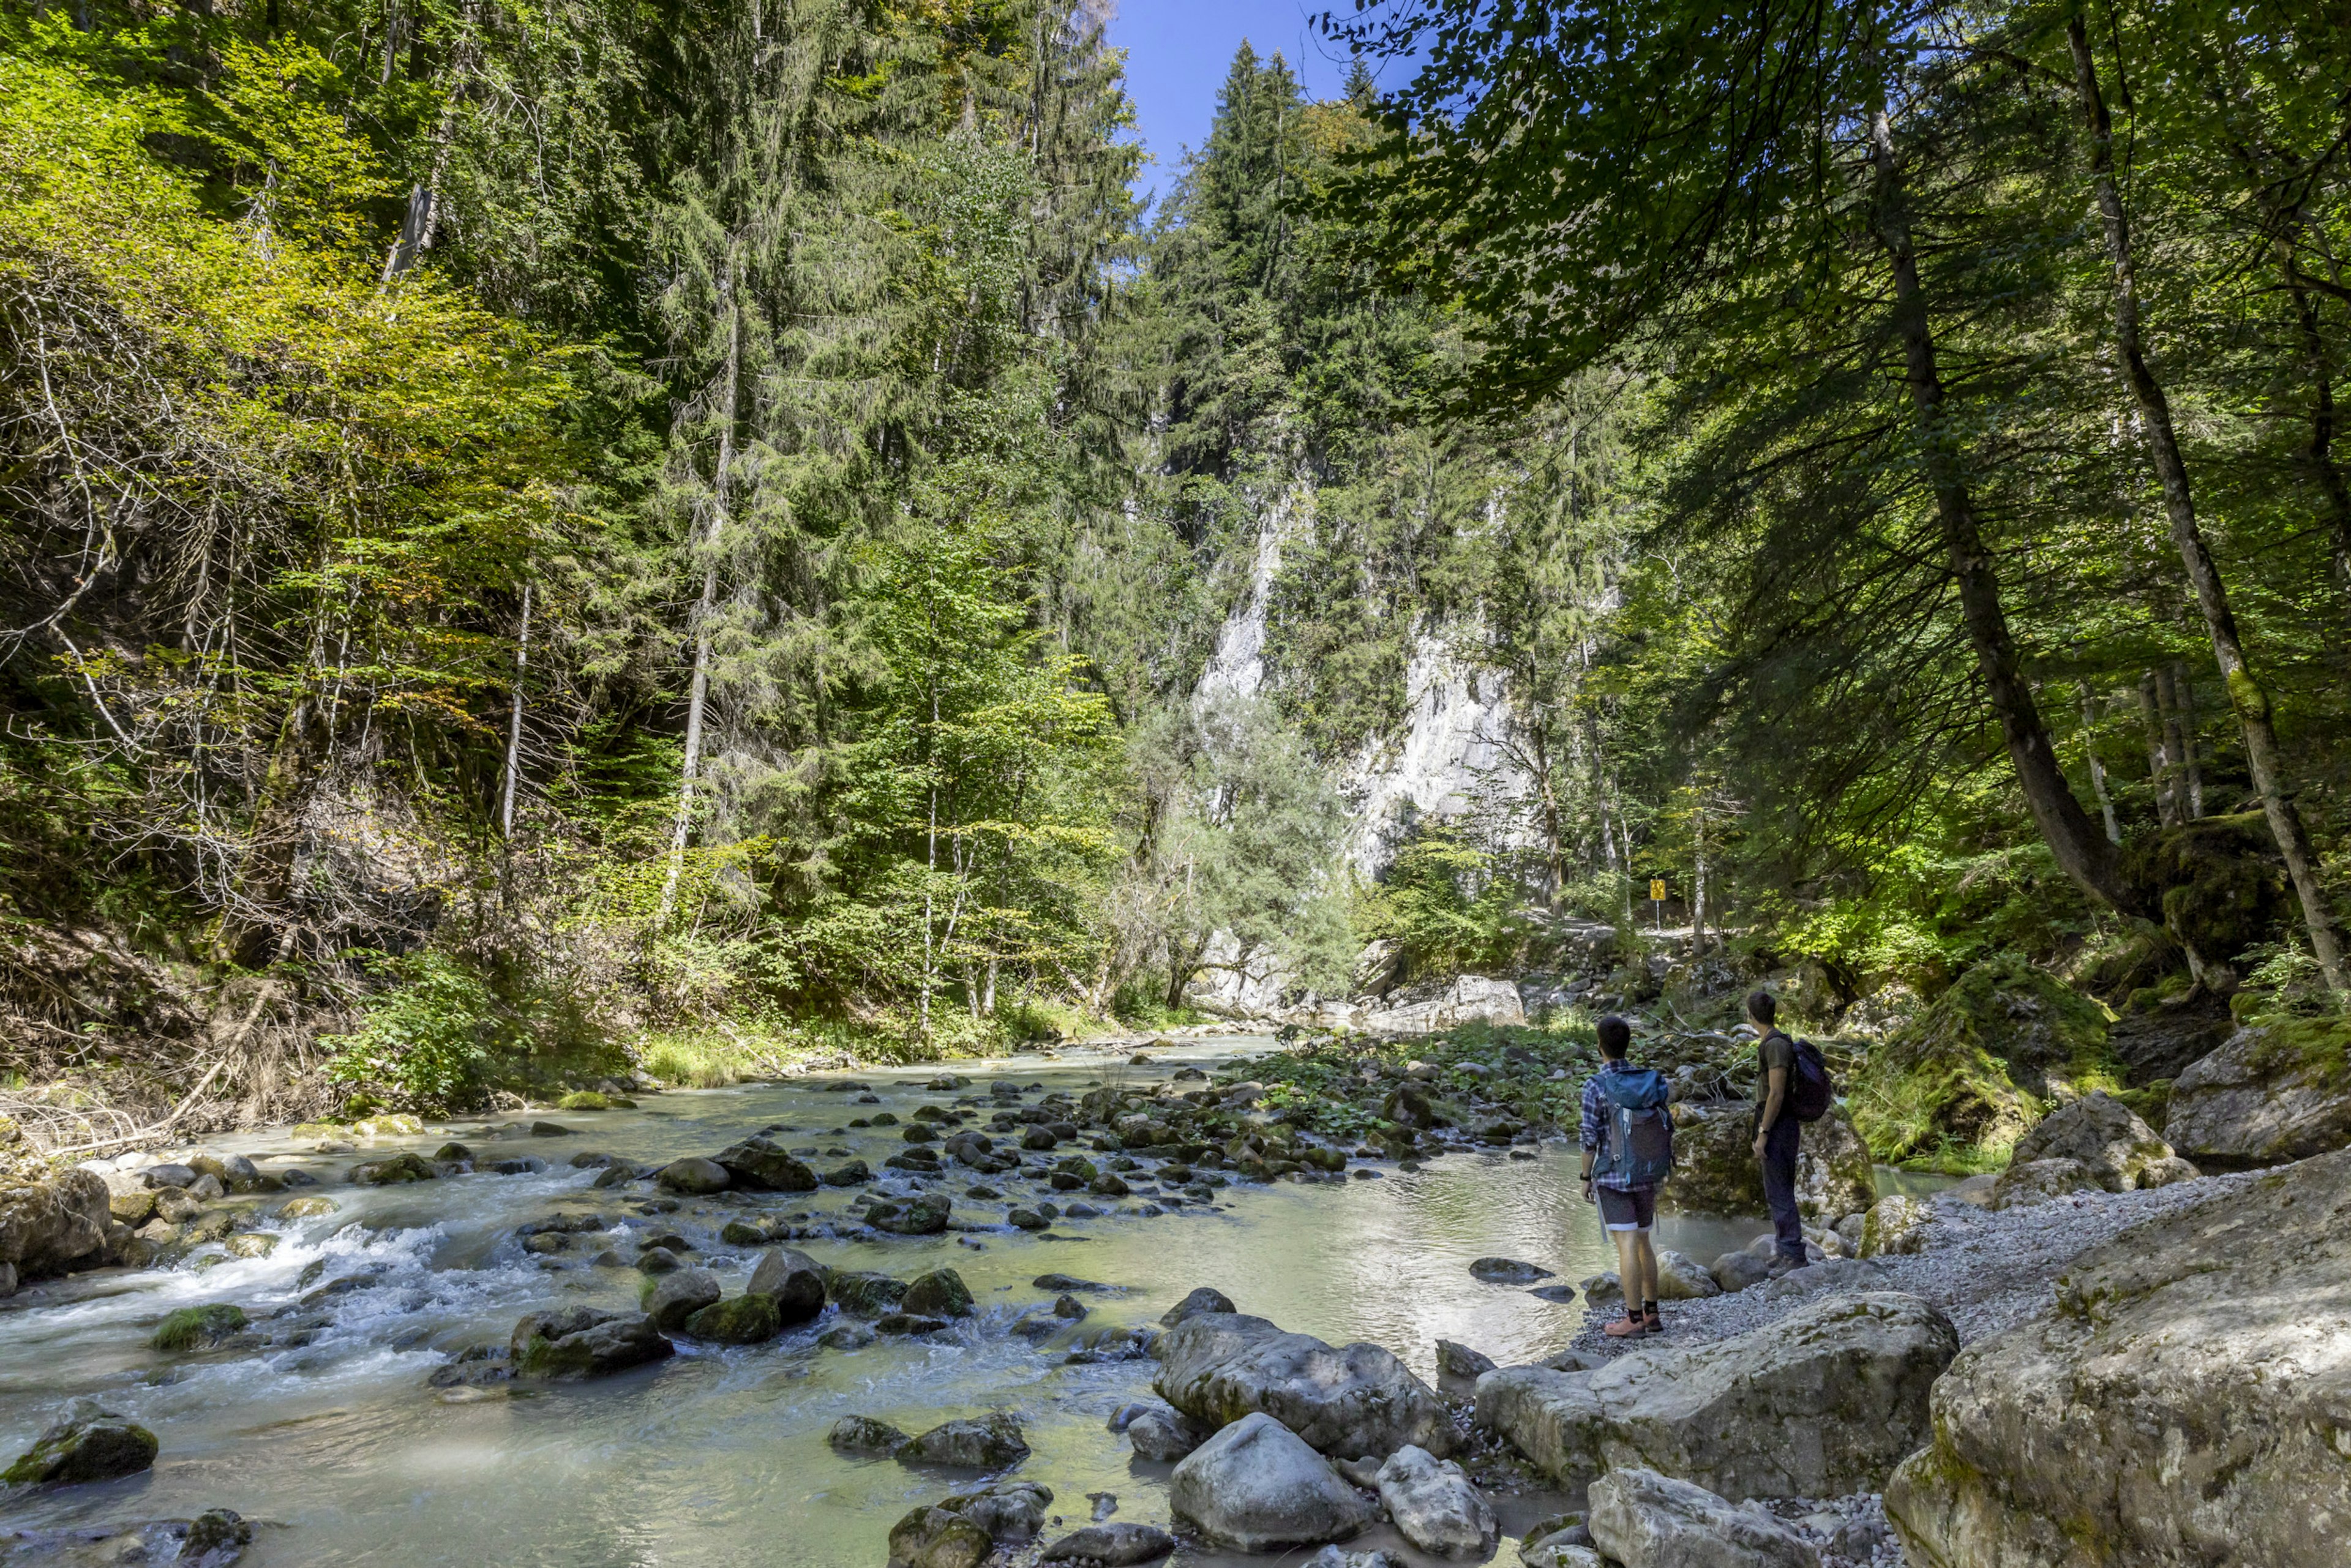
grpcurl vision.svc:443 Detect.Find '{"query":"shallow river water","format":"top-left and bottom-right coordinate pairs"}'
top-left (1, 1038), bottom-right (1771, 1567)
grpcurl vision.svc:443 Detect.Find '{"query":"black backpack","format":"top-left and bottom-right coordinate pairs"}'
top-left (1784, 1036), bottom-right (1835, 1122)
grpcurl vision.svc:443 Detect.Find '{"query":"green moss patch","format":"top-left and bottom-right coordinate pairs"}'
top-left (152, 1303), bottom-right (247, 1352)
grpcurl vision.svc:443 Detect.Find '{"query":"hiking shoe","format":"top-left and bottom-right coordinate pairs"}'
top-left (1602, 1312), bottom-right (1646, 1338)
top-left (1641, 1305), bottom-right (1664, 1335)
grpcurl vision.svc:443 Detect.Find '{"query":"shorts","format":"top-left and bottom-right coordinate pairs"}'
top-left (1596, 1184), bottom-right (1658, 1233)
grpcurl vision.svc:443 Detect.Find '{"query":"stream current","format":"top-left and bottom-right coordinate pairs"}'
top-left (1, 1037), bottom-right (1769, 1566)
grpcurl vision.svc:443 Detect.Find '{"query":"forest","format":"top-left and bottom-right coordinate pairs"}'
top-left (4, 0), bottom-right (2349, 1149)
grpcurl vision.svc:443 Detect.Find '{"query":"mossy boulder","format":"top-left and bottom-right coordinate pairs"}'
top-left (557, 1090), bottom-right (633, 1111)
top-left (1854, 955), bottom-right (2116, 1167)
top-left (349, 1152), bottom-right (438, 1185)
top-left (828, 1269), bottom-right (910, 1317)
top-left (152, 1302), bottom-right (247, 1351)
top-left (2165, 1018), bottom-right (2351, 1164)
top-left (2, 1403), bottom-right (158, 1486)
top-left (683, 1292), bottom-right (783, 1345)
top-left (1661, 1103), bottom-right (1876, 1220)
top-left (2120, 812), bottom-right (2291, 970)
top-left (510, 1307), bottom-right (673, 1378)
top-left (901, 1268), bottom-right (975, 1319)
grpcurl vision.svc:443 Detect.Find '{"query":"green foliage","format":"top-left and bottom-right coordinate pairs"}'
top-left (322, 955), bottom-right (509, 1109)
top-left (1362, 819), bottom-right (1512, 982)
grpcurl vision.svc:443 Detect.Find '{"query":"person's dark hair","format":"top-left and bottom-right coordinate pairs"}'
top-left (1597, 1015), bottom-right (1632, 1059)
top-left (1746, 989), bottom-right (1777, 1026)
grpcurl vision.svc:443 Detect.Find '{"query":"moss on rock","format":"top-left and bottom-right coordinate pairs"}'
top-left (151, 1302), bottom-right (247, 1351)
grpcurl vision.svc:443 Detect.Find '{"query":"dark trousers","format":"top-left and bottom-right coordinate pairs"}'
top-left (1759, 1116), bottom-right (1804, 1262)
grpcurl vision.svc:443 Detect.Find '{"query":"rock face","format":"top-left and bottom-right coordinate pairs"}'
top-left (0, 1168), bottom-right (112, 1280)
top-left (2006, 1090), bottom-right (2195, 1191)
top-left (1155, 1311), bottom-right (1453, 1458)
top-left (509, 1308), bottom-right (673, 1378)
top-left (1376, 1444), bottom-right (1497, 1559)
top-left (1884, 1147), bottom-right (2351, 1568)
top-left (2, 1401), bottom-right (159, 1485)
top-left (1477, 1292), bottom-right (1957, 1499)
top-left (1588, 1468), bottom-right (1820, 1568)
top-left (1168, 1412), bottom-right (1375, 1551)
top-left (1662, 1104), bottom-right (1876, 1220)
top-left (2165, 1022), bottom-right (2351, 1164)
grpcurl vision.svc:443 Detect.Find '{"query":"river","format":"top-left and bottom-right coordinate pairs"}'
top-left (0, 1037), bottom-right (1772, 1566)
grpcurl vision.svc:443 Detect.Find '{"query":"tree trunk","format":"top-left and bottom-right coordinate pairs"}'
top-left (2138, 670), bottom-right (2178, 825)
top-left (2156, 663), bottom-right (2191, 819)
top-left (657, 248), bottom-right (741, 926)
top-left (1691, 803), bottom-right (1708, 956)
top-left (2168, 661), bottom-right (2203, 819)
top-left (2067, 13), bottom-right (2346, 991)
top-left (2284, 266), bottom-right (2351, 623)
top-left (2080, 693), bottom-right (2121, 844)
top-left (501, 582), bottom-right (530, 837)
top-left (1864, 77), bottom-right (2129, 910)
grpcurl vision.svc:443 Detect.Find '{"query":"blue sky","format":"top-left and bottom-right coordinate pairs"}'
top-left (1106, 0), bottom-right (1387, 214)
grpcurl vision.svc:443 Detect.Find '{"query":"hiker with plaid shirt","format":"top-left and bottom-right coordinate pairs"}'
top-left (1579, 1014), bottom-right (1679, 1337)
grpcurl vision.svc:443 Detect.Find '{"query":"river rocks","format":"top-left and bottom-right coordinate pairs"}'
top-left (1376, 1444), bottom-right (1496, 1559)
top-left (1588, 1468), bottom-right (1820, 1568)
top-left (2165, 1021), bottom-right (2351, 1163)
top-left (1662, 1104), bottom-right (1875, 1220)
top-left (713, 1136), bottom-right (819, 1192)
top-left (867, 1195), bottom-right (951, 1235)
top-left (0, 1168), bottom-right (112, 1278)
top-left (902, 1268), bottom-right (974, 1318)
top-left (349, 1152), bottom-right (438, 1185)
top-left (887, 1506), bottom-right (992, 1568)
top-left (1760, 1256), bottom-right (1891, 1300)
top-left (1654, 1248), bottom-right (1722, 1300)
top-left (181, 1506), bottom-right (255, 1566)
top-left (747, 1247), bottom-right (827, 1323)
top-left (1127, 1409), bottom-right (1205, 1461)
top-left (1708, 1250), bottom-right (1772, 1292)
top-left (1469, 1256), bottom-right (1553, 1283)
top-left (1159, 1286), bottom-right (1234, 1326)
top-left (900, 1413), bottom-right (1031, 1469)
top-left (1169, 1412), bottom-right (1374, 1551)
top-left (830, 1415), bottom-right (912, 1455)
top-left (655, 1157), bottom-right (731, 1195)
top-left (935, 1480), bottom-right (1054, 1545)
top-left (1478, 1291), bottom-right (1957, 1498)
top-left (1040, 1521), bottom-right (1179, 1564)
top-left (2, 1401), bottom-right (159, 1485)
top-left (1884, 1146), bottom-right (2351, 1568)
top-left (641, 1267), bottom-right (722, 1330)
top-left (2007, 1090), bottom-right (2195, 1191)
top-left (1435, 1340), bottom-right (1498, 1386)
top-left (1990, 1157), bottom-right (2103, 1209)
top-left (1155, 1311), bottom-right (1453, 1458)
top-left (1857, 1195), bottom-right (1929, 1257)
top-left (152, 1303), bottom-right (247, 1351)
top-left (509, 1307), bottom-right (674, 1378)
top-left (683, 1292), bottom-right (782, 1344)
top-left (828, 1269), bottom-right (910, 1316)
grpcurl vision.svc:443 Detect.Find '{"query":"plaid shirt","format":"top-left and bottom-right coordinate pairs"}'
top-left (1580, 1059), bottom-right (1656, 1193)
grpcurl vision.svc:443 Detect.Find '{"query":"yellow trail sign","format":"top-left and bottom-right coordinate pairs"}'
top-left (1649, 879), bottom-right (1667, 902)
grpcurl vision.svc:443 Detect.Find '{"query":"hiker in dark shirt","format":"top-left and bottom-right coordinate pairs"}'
top-left (1747, 990), bottom-right (1806, 1275)
top-left (1579, 1014), bottom-right (1676, 1337)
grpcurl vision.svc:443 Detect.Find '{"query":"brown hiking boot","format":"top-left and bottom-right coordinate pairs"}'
top-left (1602, 1310), bottom-right (1646, 1338)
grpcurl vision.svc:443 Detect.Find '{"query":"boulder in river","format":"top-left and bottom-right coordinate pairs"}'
top-left (866, 1195), bottom-right (951, 1235)
top-left (683, 1293), bottom-right (782, 1344)
top-left (1127, 1409), bottom-right (1206, 1462)
top-left (828, 1415), bottom-right (911, 1455)
top-left (931, 1480), bottom-right (1054, 1546)
top-left (1434, 1339), bottom-right (1497, 1387)
top-left (2164, 1020), bottom-right (2351, 1165)
top-left (2, 1400), bottom-right (159, 1485)
top-left (747, 1247), bottom-right (827, 1323)
top-left (1477, 1291), bottom-right (1957, 1498)
top-left (1652, 1249), bottom-right (1722, 1300)
top-left (1039, 1521), bottom-right (1177, 1564)
top-left (885, 1505), bottom-right (993, 1568)
top-left (828, 1269), bottom-right (909, 1317)
top-left (1662, 1103), bottom-right (1875, 1221)
top-left (1884, 1146), bottom-right (2351, 1568)
top-left (1158, 1286), bottom-right (1234, 1326)
top-left (1588, 1467), bottom-right (1820, 1568)
top-left (1468, 1257), bottom-right (1553, 1284)
top-left (901, 1267), bottom-right (975, 1318)
top-left (1155, 1310), bottom-right (1453, 1458)
top-left (1376, 1444), bottom-right (1497, 1559)
top-left (899, 1412), bottom-right (1030, 1469)
top-left (151, 1302), bottom-right (247, 1351)
top-left (509, 1307), bottom-right (674, 1378)
top-left (654, 1157), bottom-right (731, 1195)
top-left (713, 1136), bottom-right (819, 1192)
top-left (640, 1267), bottom-right (722, 1331)
top-left (2004, 1089), bottom-right (2195, 1191)
top-left (1168, 1412), bottom-right (1374, 1552)
top-left (348, 1152), bottom-right (438, 1186)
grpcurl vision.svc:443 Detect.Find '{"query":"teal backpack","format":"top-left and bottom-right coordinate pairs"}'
top-left (1596, 1067), bottom-right (1674, 1187)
